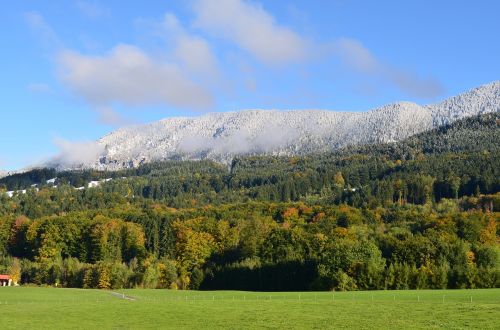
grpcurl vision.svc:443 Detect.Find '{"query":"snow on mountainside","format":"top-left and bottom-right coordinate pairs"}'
top-left (430, 81), bottom-right (500, 126)
top-left (64, 81), bottom-right (500, 170)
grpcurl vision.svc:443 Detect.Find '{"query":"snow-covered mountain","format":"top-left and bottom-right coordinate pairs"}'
top-left (61, 81), bottom-right (500, 170)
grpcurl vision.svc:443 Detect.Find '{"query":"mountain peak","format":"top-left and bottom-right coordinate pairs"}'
top-left (428, 81), bottom-right (500, 126)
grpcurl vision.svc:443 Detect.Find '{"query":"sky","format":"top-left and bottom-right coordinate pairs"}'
top-left (1, 0), bottom-right (499, 171)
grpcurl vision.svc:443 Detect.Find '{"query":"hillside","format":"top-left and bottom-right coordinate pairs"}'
top-left (1, 112), bottom-right (499, 294)
top-left (2, 112), bottom-right (499, 204)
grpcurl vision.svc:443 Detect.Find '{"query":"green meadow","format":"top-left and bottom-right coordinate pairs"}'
top-left (0, 287), bottom-right (499, 329)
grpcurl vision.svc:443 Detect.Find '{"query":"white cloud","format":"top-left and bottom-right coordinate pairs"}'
top-left (95, 106), bottom-right (134, 127)
top-left (193, 0), bottom-right (308, 64)
top-left (57, 44), bottom-right (213, 108)
top-left (24, 11), bottom-right (62, 49)
top-left (191, 1), bottom-right (442, 98)
top-left (335, 38), bottom-right (380, 74)
top-left (162, 13), bottom-right (218, 76)
top-left (178, 123), bottom-right (299, 155)
top-left (28, 83), bottom-right (52, 93)
top-left (76, 1), bottom-right (106, 19)
top-left (386, 70), bottom-right (444, 99)
top-left (50, 138), bottom-right (105, 166)
top-left (334, 38), bottom-right (443, 98)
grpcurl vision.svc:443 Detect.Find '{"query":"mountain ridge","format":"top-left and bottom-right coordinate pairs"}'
top-left (2, 111), bottom-right (498, 190)
top-left (54, 81), bottom-right (500, 170)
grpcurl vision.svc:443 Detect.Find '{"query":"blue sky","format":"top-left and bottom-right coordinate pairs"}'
top-left (1, 0), bottom-right (499, 170)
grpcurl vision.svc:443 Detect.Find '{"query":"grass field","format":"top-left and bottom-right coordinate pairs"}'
top-left (0, 287), bottom-right (499, 329)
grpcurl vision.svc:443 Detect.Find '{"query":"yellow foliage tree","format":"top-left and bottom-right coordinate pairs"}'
top-left (480, 216), bottom-right (497, 245)
top-left (174, 221), bottom-right (216, 271)
top-left (8, 258), bottom-right (21, 284)
top-left (334, 171), bottom-right (345, 187)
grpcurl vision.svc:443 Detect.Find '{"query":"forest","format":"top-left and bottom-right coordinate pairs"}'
top-left (0, 112), bottom-right (498, 291)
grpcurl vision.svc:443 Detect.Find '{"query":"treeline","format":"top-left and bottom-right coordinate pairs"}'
top-left (0, 199), bottom-right (499, 290)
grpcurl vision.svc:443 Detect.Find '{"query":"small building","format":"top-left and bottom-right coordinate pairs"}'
top-left (0, 274), bottom-right (13, 286)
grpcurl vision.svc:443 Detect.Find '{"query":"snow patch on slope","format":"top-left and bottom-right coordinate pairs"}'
top-left (57, 81), bottom-right (500, 170)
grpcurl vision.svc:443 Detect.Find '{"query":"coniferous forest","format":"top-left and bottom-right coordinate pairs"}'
top-left (0, 113), bottom-right (498, 291)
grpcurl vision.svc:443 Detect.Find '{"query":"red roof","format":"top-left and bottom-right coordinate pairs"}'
top-left (0, 274), bottom-right (10, 280)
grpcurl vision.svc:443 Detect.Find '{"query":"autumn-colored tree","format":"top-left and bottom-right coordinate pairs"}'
top-left (121, 222), bottom-right (146, 262)
top-left (158, 259), bottom-right (177, 288)
top-left (91, 217), bottom-right (123, 262)
top-left (83, 266), bottom-right (96, 289)
top-left (97, 262), bottom-right (111, 289)
top-left (479, 215), bottom-right (497, 245)
top-left (333, 172), bottom-right (345, 187)
top-left (8, 258), bottom-right (21, 284)
top-left (174, 220), bottom-right (216, 271)
top-left (26, 218), bottom-right (63, 262)
top-left (281, 207), bottom-right (299, 222)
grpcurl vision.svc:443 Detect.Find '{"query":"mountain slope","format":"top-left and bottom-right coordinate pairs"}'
top-left (430, 80), bottom-right (500, 126)
top-left (62, 81), bottom-right (500, 169)
top-left (2, 111), bottom-right (499, 191)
